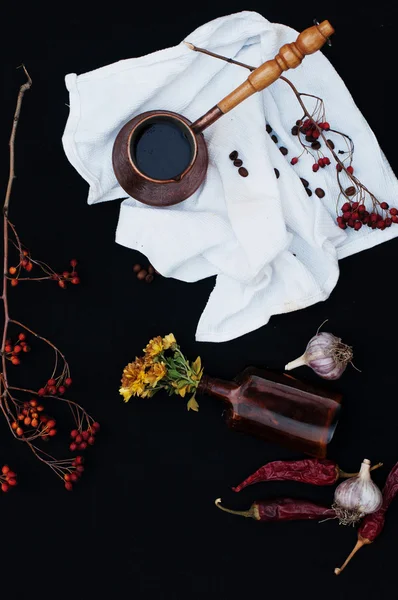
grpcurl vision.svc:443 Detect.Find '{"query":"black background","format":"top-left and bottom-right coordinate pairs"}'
top-left (1, 1), bottom-right (398, 599)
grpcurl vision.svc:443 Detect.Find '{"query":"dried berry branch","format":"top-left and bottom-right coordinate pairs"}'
top-left (1, 67), bottom-right (99, 493)
top-left (185, 43), bottom-right (396, 231)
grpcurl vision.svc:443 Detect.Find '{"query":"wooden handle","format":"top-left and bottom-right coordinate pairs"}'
top-left (217, 20), bottom-right (334, 114)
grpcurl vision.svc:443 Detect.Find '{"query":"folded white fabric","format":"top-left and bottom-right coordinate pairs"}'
top-left (62, 11), bottom-right (398, 342)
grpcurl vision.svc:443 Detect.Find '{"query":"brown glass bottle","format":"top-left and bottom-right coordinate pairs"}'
top-left (197, 368), bottom-right (342, 458)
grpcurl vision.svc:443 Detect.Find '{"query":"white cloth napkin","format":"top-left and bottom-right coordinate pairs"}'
top-left (62, 11), bottom-right (398, 342)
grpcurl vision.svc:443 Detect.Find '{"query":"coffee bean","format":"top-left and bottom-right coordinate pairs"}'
top-left (271, 135), bottom-right (278, 144)
top-left (148, 265), bottom-right (154, 274)
top-left (274, 168), bottom-right (280, 179)
top-left (315, 188), bottom-right (325, 198)
top-left (133, 264), bottom-right (141, 273)
top-left (305, 135), bottom-right (314, 143)
top-left (266, 124), bottom-right (272, 134)
top-left (137, 269), bottom-right (147, 280)
top-left (145, 274), bottom-right (154, 283)
top-left (279, 147), bottom-right (288, 156)
top-left (326, 139), bottom-right (335, 150)
top-left (306, 188), bottom-right (312, 197)
top-left (311, 141), bottom-right (321, 150)
top-left (300, 178), bottom-right (309, 188)
top-left (229, 150), bottom-right (238, 160)
top-left (233, 159), bottom-right (243, 167)
top-left (238, 167), bottom-right (248, 177)
top-left (291, 126), bottom-right (299, 136)
top-left (345, 186), bottom-right (356, 196)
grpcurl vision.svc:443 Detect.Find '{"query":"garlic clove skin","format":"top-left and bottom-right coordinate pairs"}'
top-left (333, 459), bottom-right (383, 524)
top-left (285, 331), bottom-right (353, 381)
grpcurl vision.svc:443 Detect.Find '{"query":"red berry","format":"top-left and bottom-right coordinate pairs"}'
top-left (312, 163), bottom-right (320, 172)
top-left (24, 417), bottom-right (31, 426)
top-left (75, 435), bottom-right (82, 444)
top-left (25, 262), bottom-right (33, 272)
top-left (31, 418), bottom-right (39, 428)
top-left (377, 220), bottom-right (385, 229)
top-left (48, 386), bottom-right (57, 395)
top-left (70, 473), bottom-right (78, 482)
top-left (1, 483), bottom-right (9, 493)
top-left (76, 465), bottom-right (85, 473)
top-left (88, 436), bottom-right (95, 445)
top-left (354, 221), bottom-right (362, 231)
top-left (362, 216), bottom-right (369, 225)
top-left (48, 428), bottom-right (57, 437)
top-left (389, 207), bottom-right (398, 216)
top-left (9, 266), bottom-right (17, 275)
top-left (82, 431), bottom-right (89, 441)
top-left (13, 345), bottom-right (22, 354)
top-left (312, 129), bottom-right (320, 139)
top-left (11, 357), bottom-right (20, 365)
top-left (11, 279), bottom-right (19, 287)
top-left (18, 333), bottom-right (26, 341)
top-left (336, 164), bottom-right (343, 172)
top-left (380, 202), bottom-right (389, 210)
top-left (343, 211), bottom-right (352, 221)
top-left (23, 343), bottom-right (30, 352)
top-left (291, 157), bottom-right (298, 165)
top-left (358, 204), bottom-right (366, 213)
top-left (64, 474), bottom-right (71, 482)
top-left (70, 259), bottom-right (78, 268)
top-left (351, 202), bottom-right (359, 211)
top-left (2, 465), bottom-right (10, 475)
top-left (48, 379), bottom-right (56, 386)
top-left (79, 442), bottom-right (88, 450)
top-left (337, 216), bottom-right (344, 225)
top-left (318, 158), bottom-right (324, 166)
top-left (385, 218), bottom-right (392, 227)
top-left (65, 482), bottom-right (73, 491)
top-left (376, 214), bottom-right (383, 222)
top-left (392, 215), bottom-right (398, 223)
top-left (75, 456), bottom-right (84, 465)
top-left (71, 429), bottom-right (79, 438)
top-left (16, 427), bottom-right (23, 436)
top-left (58, 280), bottom-right (66, 289)
top-left (347, 219), bottom-right (354, 228)
top-left (69, 443), bottom-right (77, 452)
top-left (71, 277), bottom-right (80, 285)
top-left (7, 478), bottom-right (17, 486)
top-left (370, 213), bottom-right (378, 223)
top-left (4, 345), bottom-right (12, 353)
top-left (323, 157), bottom-right (331, 166)
top-left (58, 386), bottom-right (66, 395)
top-left (347, 166), bottom-right (354, 174)
top-left (65, 377), bottom-right (72, 387)
top-left (62, 271), bottom-right (70, 279)
top-left (323, 122), bottom-right (330, 130)
top-left (92, 422), bottom-right (100, 432)
top-left (341, 202), bottom-right (351, 213)
top-left (351, 212), bottom-right (359, 221)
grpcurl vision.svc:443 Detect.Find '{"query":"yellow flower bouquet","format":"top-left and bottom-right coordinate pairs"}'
top-left (119, 334), bottom-right (203, 411)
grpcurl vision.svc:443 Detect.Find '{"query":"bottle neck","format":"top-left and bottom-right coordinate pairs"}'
top-left (197, 375), bottom-right (239, 405)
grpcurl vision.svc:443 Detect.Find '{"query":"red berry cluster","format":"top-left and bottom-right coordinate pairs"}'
top-left (9, 249), bottom-right (33, 286)
top-left (64, 456), bottom-right (84, 491)
top-left (337, 202), bottom-right (397, 231)
top-left (11, 399), bottom-right (56, 439)
top-left (312, 156), bottom-right (331, 172)
top-left (38, 376), bottom-right (72, 397)
top-left (1, 465), bottom-right (17, 493)
top-left (54, 259), bottom-right (80, 289)
top-left (70, 422), bottom-right (100, 452)
top-left (4, 332), bottom-right (30, 365)
top-left (290, 119), bottom-right (331, 167)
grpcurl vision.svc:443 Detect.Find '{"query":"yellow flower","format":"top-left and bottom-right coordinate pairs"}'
top-left (119, 358), bottom-right (146, 402)
top-left (144, 336), bottom-right (164, 358)
top-left (163, 333), bottom-right (176, 350)
top-left (144, 362), bottom-right (167, 387)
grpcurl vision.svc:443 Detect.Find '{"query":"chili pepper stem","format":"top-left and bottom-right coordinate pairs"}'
top-left (338, 462), bottom-right (383, 479)
top-left (285, 355), bottom-right (307, 371)
top-left (334, 535), bottom-right (371, 575)
top-left (215, 498), bottom-right (256, 519)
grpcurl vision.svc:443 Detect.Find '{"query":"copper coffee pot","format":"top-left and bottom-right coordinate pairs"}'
top-left (112, 21), bottom-right (334, 207)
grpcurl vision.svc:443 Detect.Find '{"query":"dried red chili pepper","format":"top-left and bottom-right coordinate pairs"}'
top-left (335, 461), bottom-right (398, 575)
top-left (215, 497), bottom-right (335, 522)
top-left (232, 459), bottom-right (382, 492)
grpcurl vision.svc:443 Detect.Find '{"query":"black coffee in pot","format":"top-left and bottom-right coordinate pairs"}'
top-left (131, 117), bottom-right (194, 181)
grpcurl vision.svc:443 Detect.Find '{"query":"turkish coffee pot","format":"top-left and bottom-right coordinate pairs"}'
top-left (112, 20), bottom-right (334, 207)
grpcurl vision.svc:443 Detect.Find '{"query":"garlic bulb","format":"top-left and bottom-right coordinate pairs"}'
top-left (333, 459), bottom-right (383, 525)
top-left (285, 331), bottom-right (353, 380)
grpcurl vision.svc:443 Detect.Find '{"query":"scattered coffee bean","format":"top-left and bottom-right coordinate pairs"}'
top-left (229, 150), bottom-right (238, 161)
top-left (326, 139), bottom-right (335, 150)
top-left (266, 124), bottom-right (272, 134)
top-left (238, 167), bottom-right (248, 177)
top-left (291, 126), bottom-right (299, 136)
top-left (271, 135), bottom-right (278, 144)
top-left (315, 187), bottom-right (325, 198)
top-left (233, 159), bottom-right (243, 167)
top-left (145, 274), bottom-right (154, 283)
top-left (279, 147), bottom-right (288, 156)
top-left (133, 264), bottom-right (141, 273)
top-left (300, 126), bottom-right (307, 134)
top-left (296, 120), bottom-right (303, 127)
top-left (306, 188), bottom-right (313, 197)
top-left (345, 186), bottom-right (356, 196)
top-left (300, 178), bottom-right (309, 188)
top-left (148, 265), bottom-right (154, 274)
top-left (137, 269), bottom-right (147, 280)
top-left (305, 135), bottom-right (314, 143)
top-left (274, 168), bottom-right (280, 179)
top-left (311, 141), bottom-right (321, 150)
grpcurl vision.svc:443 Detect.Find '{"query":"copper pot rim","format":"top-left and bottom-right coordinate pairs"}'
top-left (126, 111), bottom-right (198, 184)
